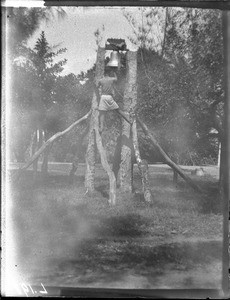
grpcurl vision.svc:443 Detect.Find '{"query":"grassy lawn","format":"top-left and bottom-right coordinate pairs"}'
top-left (9, 165), bottom-right (223, 289)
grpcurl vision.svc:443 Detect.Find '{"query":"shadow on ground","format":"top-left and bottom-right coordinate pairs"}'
top-left (47, 238), bottom-right (222, 289)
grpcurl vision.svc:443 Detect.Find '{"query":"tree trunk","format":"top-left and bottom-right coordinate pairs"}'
top-left (69, 154), bottom-right (79, 184)
top-left (132, 119), bottom-right (153, 202)
top-left (95, 110), bottom-right (116, 205)
top-left (69, 125), bottom-right (88, 183)
top-left (85, 46), bottom-right (105, 193)
top-left (120, 51), bottom-right (137, 193)
top-left (137, 116), bottom-right (205, 194)
top-left (41, 146), bottom-right (50, 176)
top-left (32, 130), bottom-right (38, 175)
top-left (33, 128), bottom-right (43, 180)
top-left (85, 101), bottom-right (97, 192)
top-left (41, 130), bottom-right (53, 176)
top-left (24, 131), bottom-right (36, 160)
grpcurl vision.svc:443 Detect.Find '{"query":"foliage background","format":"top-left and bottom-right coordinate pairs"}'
top-left (7, 7), bottom-right (223, 166)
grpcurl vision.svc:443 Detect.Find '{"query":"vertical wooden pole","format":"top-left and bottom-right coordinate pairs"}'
top-left (120, 51), bottom-right (137, 193)
top-left (132, 118), bottom-right (153, 202)
top-left (85, 47), bottom-right (105, 192)
top-left (94, 110), bottom-right (116, 205)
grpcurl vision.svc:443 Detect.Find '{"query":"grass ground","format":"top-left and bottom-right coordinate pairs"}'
top-left (9, 164), bottom-right (223, 289)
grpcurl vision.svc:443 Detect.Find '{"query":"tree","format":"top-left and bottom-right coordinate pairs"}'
top-left (121, 7), bottom-right (226, 194)
top-left (6, 7), bottom-right (67, 165)
top-left (164, 8), bottom-right (224, 173)
top-left (123, 7), bottom-right (224, 167)
top-left (5, 7), bottom-right (66, 57)
top-left (32, 31), bottom-right (67, 108)
top-left (30, 31), bottom-right (67, 175)
top-left (123, 7), bottom-right (166, 53)
top-left (10, 29), bottom-right (68, 173)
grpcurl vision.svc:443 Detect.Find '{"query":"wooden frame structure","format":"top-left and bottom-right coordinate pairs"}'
top-left (15, 45), bottom-right (204, 203)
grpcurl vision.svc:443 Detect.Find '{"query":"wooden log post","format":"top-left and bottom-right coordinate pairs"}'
top-left (120, 51), bottom-right (137, 193)
top-left (94, 110), bottom-right (116, 205)
top-left (85, 46), bottom-right (105, 193)
top-left (131, 118), bottom-right (153, 202)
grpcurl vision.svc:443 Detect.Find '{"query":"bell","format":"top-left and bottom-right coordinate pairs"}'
top-left (107, 51), bottom-right (120, 68)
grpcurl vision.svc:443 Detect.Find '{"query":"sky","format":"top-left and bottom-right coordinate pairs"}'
top-left (27, 7), bottom-right (143, 76)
